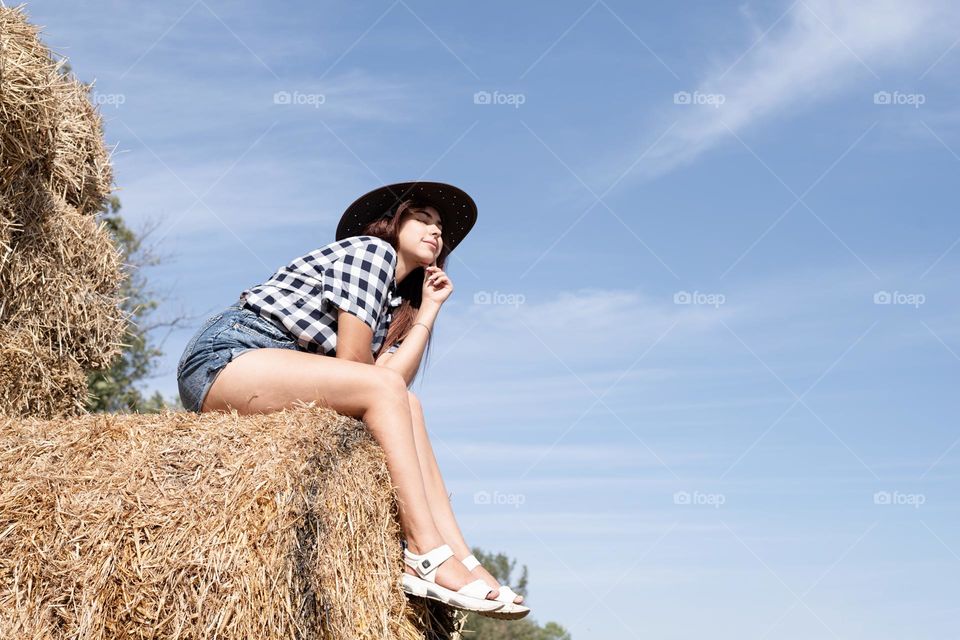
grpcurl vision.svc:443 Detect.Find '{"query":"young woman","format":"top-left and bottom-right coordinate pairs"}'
top-left (176, 182), bottom-right (528, 618)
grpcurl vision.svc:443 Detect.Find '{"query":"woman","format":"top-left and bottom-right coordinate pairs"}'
top-left (176, 181), bottom-right (528, 618)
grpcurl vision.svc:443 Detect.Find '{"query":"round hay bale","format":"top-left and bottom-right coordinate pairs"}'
top-left (0, 326), bottom-right (89, 418)
top-left (49, 73), bottom-right (114, 216)
top-left (1, 5), bottom-right (114, 216)
top-left (0, 7), bottom-right (126, 419)
top-left (0, 283), bottom-right (127, 370)
top-left (2, 191), bottom-right (125, 294)
top-left (0, 5), bottom-right (60, 187)
top-left (0, 191), bottom-right (127, 369)
top-left (0, 404), bottom-right (462, 638)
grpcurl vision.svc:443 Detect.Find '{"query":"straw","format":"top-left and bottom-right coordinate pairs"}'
top-left (0, 403), bottom-right (462, 638)
top-left (0, 4), bottom-right (114, 215)
top-left (1, 4), bottom-right (125, 415)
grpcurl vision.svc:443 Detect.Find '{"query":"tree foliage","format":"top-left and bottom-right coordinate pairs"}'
top-left (86, 196), bottom-right (186, 413)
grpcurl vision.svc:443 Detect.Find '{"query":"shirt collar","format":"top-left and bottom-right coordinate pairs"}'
top-left (387, 279), bottom-right (403, 308)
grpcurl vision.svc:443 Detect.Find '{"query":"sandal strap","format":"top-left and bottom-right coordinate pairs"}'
top-left (496, 584), bottom-right (521, 603)
top-left (403, 544), bottom-right (454, 581)
top-left (459, 578), bottom-right (496, 600)
top-left (460, 554), bottom-right (522, 604)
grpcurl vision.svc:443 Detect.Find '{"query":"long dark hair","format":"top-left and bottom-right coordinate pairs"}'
top-left (359, 198), bottom-right (450, 363)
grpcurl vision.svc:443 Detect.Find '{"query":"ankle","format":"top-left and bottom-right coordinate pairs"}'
top-left (447, 543), bottom-right (472, 560)
top-left (404, 535), bottom-right (445, 555)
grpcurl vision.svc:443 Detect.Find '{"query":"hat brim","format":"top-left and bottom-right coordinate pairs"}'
top-left (336, 181), bottom-right (477, 254)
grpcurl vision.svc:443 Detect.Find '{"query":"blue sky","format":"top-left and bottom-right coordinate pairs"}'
top-left (23, 1), bottom-right (960, 637)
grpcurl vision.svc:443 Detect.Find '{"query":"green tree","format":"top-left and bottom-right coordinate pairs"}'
top-left (85, 195), bottom-right (187, 413)
top-left (461, 548), bottom-right (571, 640)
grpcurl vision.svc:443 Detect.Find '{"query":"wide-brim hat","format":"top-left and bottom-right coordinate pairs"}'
top-left (336, 181), bottom-right (477, 254)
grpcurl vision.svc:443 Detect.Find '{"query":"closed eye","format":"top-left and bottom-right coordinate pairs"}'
top-left (419, 213), bottom-right (442, 232)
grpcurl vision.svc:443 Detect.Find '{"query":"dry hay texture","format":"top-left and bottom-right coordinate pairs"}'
top-left (1, 4), bottom-right (113, 214)
top-left (0, 404), bottom-right (462, 639)
top-left (0, 325), bottom-right (91, 418)
top-left (1, 3), bottom-right (127, 418)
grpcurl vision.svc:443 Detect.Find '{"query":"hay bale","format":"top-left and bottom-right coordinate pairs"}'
top-left (49, 72), bottom-right (114, 216)
top-left (0, 404), bottom-right (461, 639)
top-left (0, 191), bottom-right (127, 371)
top-left (0, 4), bottom-right (60, 186)
top-left (0, 4), bottom-right (124, 418)
top-left (0, 326), bottom-right (90, 418)
top-left (2, 190), bottom-right (123, 294)
top-left (0, 4), bottom-right (114, 215)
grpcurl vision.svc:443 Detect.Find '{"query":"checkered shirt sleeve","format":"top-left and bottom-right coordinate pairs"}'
top-left (316, 237), bottom-right (396, 332)
top-left (239, 236), bottom-right (399, 355)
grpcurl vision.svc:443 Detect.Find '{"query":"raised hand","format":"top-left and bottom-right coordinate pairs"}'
top-left (422, 264), bottom-right (453, 305)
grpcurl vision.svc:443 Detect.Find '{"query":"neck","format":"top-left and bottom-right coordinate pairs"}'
top-left (393, 250), bottom-right (421, 286)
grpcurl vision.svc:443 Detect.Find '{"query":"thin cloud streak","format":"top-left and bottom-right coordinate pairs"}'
top-left (632, 0), bottom-right (958, 179)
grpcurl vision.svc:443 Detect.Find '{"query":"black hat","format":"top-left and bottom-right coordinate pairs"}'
top-left (336, 181), bottom-right (477, 254)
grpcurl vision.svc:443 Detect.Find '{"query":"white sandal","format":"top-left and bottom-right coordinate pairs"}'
top-left (462, 554), bottom-right (531, 620)
top-left (400, 543), bottom-right (505, 613)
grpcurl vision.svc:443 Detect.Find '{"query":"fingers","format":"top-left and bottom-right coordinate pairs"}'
top-left (423, 267), bottom-right (453, 300)
top-left (425, 266), bottom-right (446, 283)
top-left (425, 269), bottom-right (450, 289)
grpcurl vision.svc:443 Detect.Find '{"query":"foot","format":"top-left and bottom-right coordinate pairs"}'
top-left (464, 561), bottom-right (523, 605)
top-left (404, 544), bottom-right (501, 602)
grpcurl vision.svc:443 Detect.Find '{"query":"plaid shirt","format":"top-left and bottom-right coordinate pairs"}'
top-left (239, 236), bottom-right (404, 356)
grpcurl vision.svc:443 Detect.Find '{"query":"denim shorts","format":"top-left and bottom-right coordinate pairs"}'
top-left (177, 302), bottom-right (300, 412)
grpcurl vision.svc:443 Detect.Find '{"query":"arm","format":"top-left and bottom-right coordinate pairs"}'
top-left (374, 300), bottom-right (441, 386)
top-left (335, 308), bottom-right (376, 365)
top-left (321, 237), bottom-right (398, 365)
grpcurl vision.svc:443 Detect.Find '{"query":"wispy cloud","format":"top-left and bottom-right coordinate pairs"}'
top-left (634, 0), bottom-right (960, 179)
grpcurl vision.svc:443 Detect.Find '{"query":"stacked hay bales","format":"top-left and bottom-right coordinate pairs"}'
top-left (0, 6), bottom-right (460, 638)
top-left (0, 404), bottom-right (460, 639)
top-left (0, 4), bottom-right (127, 418)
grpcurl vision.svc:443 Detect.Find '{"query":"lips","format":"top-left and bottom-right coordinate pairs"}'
top-left (423, 239), bottom-right (438, 250)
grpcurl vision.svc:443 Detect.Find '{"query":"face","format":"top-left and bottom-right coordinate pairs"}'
top-left (397, 204), bottom-right (444, 266)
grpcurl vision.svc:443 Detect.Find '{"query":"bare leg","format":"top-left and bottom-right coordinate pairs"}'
top-left (407, 391), bottom-right (522, 604)
top-left (201, 348), bottom-right (493, 599)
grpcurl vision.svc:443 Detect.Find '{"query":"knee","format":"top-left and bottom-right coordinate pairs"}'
top-left (375, 367), bottom-right (408, 400)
